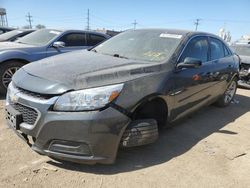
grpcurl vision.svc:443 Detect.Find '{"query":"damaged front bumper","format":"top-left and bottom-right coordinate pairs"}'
top-left (5, 83), bottom-right (130, 164)
top-left (238, 65), bottom-right (250, 89)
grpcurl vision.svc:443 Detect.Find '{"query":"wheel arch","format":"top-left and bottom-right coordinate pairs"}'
top-left (131, 94), bottom-right (169, 128)
top-left (1, 58), bottom-right (30, 65)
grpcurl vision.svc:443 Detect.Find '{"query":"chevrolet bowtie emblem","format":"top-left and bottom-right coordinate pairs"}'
top-left (10, 93), bottom-right (19, 103)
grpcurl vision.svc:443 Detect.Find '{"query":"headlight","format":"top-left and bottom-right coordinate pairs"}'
top-left (53, 83), bottom-right (124, 111)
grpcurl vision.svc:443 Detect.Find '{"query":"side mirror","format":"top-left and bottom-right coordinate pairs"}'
top-left (52, 41), bottom-right (65, 48)
top-left (177, 57), bottom-right (202, 69)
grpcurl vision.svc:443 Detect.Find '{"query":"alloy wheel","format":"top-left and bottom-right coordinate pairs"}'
top-left (2, 67), bottom-right (20, 88)
top-left (224, 81), bottom-right (237, 104)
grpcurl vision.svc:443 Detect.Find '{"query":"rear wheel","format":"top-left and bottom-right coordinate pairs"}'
top-left (0, 61), bottom-right (24, 94)
top-left (215, 78), bottom-right (237, 107)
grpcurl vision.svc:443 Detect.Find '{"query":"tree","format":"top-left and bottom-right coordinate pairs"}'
top-left (36, 24), bottom-right (46, 29)
top-left (22, 25), bottom-right (31, 29)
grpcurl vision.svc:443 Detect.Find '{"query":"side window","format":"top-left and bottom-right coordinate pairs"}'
top-left (0, 30), bottom-right (3, 34)
top-left (210, 38), bottom-right (225, 60)
top-left (59, 33), bottom-right (86, 47)
top-left (180, 37), bottom-right (209, 63)
top-left (223, 45), bottom-right (231, 57)
top-left (87, 34), bottom-right (106, 46)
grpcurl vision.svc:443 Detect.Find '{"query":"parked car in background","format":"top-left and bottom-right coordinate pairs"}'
top-left (0, 29), bottom-right (110, 93)
top-left (0, 29), bottom-right (35, 42)
top-left (231, 42), bottom-right (250, 89)
top-left (5, 29), bottom-right (239, 164)
top-left (0, 26), bottom-right (14, 34)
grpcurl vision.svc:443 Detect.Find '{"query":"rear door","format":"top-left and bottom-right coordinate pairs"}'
top-left (87, 33), bottom-right (107, 48)
top-left (172, 36), bottom-right (215, 120)
top-left (208, 37), bottom-right (235, 97)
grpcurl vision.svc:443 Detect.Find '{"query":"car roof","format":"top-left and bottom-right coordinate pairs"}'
top-left (40, 29), bottom-right (110, 38)
top-left (132, 28), bottom-right (220, 38)
top-left (17, 29), bottom-right (36, 32)
top-left (0, 26), bottom-right (15, 31)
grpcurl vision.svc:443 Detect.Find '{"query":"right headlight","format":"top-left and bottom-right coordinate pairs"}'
top-left (53, 83), bottom-right (124, 111)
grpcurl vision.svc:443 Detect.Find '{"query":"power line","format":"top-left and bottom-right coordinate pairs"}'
top-left (194, 18), bottom-right (201, 31)
top-left (132, 20), bottom-right (138, 30)
top-left (26, 12), bottom-right (33, 29)
top-left (86, 9), bottom-right (90, 30)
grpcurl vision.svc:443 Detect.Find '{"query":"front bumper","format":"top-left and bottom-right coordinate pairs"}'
top-left (238, 69), bottom-right (250, 89)
top-left (5, 83), bottom-right (130, 164)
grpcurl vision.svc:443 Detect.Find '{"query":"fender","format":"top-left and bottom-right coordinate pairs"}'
top-left (0, 50), bottom-right (31, 63)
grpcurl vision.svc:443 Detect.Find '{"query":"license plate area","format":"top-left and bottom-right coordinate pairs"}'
top-left (5, 105), bottom-right (23, 130)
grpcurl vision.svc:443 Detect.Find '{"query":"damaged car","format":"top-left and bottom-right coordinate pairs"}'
top-left (5, 29), bottom-right (239, 164)
top-left (231, 43), bottom-right (250, 89)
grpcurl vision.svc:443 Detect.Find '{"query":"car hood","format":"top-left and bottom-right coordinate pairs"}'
top-left (240, 55), bottom-right (250, 64)
top-left (0, 41), bottom-right (34, 50)
top-left (13, 50), bottom-right (166, 94)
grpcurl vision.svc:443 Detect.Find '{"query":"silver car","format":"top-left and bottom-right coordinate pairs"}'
top-left (0, 29), bottom-right (110, 93)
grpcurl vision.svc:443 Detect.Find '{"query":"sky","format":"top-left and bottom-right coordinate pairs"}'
top-left (1, 0), bottom-right (250, 40)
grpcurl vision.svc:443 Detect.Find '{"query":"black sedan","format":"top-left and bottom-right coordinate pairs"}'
top-left (6, 29), bottom-right (239, 164)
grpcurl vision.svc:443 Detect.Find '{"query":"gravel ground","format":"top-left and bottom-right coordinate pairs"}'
top-left (0, 89), bottom-right (250, 188)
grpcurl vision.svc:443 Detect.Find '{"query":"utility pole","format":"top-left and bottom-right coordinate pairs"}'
top-left (132, 20), bottom-right (138, 30)
top-left (26, 12), bottom-right (33, 29)
top-left (86, 9), bottom-right (90, 30)
top-left (194, 19), bottom-right (201, 31)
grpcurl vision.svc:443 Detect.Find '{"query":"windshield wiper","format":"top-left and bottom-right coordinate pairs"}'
top-left (91, 49), bottom-right (98, 53)
top-left (113, 54), bottom-right (129, 59)
top-left (16, 41), bottom-right (26, 44)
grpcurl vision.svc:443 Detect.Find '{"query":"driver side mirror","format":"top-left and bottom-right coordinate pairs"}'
top-left (52, 41), bottom-right (65, 48)
top-left (177, 57), bottom-right (202, 69)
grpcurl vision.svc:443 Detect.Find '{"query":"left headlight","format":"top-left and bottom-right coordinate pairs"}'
top-left (53, 83), bottom-right (124, 111)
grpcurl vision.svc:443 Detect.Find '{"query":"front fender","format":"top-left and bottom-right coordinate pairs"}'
top-left (0, 50), bottom-right (31, 63)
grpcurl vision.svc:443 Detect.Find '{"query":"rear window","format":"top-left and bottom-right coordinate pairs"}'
top-left (210, 38), bottom-right (225, 60)
top-left (88, 34), bottom-right (106, 46)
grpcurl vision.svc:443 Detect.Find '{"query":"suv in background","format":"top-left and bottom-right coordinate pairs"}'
top-left (0, 29), bottom-right (110, 93)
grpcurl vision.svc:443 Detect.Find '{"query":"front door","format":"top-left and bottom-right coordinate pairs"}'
top-left (171, 36), bottom-right (214, 120)
top-left (46, 32), bottom-right (89, 57)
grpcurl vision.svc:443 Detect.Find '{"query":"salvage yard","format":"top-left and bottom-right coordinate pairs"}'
top-left (0, 89), bottom-right (250, 188)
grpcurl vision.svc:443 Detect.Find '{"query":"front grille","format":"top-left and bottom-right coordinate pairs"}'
top-left (15, 86), bottom-right (52, 100)
top-left (12, 103), bottom-right (38, 125)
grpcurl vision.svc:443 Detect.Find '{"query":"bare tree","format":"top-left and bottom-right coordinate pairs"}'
top-left (22, 25), bottom-right (30, 29)
top-left (36, 24), bottom-right (46, 29)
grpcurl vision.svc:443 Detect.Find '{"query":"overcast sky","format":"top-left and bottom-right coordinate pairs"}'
top-left (1, 0), bottom-right (250, 40)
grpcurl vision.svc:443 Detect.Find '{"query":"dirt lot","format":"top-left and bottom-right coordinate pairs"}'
top-left (0, 89), bottom-right (250, 188)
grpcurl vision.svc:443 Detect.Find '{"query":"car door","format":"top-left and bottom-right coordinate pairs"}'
top-left (46, 32), bottom-right (88, 57)
top-left (171, 36), bottom-right (215, 120)
top-left (208, 37), bottom-right (235, 97)
top-left (87, 33), bottom-right (107, 48)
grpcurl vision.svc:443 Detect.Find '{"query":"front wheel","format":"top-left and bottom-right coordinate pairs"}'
top-left (215, 78), bottom-right (237, 107)
top-left (0, 61), bottom-right (24, 94)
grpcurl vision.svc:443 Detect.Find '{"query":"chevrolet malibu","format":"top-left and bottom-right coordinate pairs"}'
top-left (5, 29), bottom-right (239, 164)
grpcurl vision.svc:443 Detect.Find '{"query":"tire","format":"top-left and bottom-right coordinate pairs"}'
top-left (120, 119), bottom-right (159, 147)
top-left (0, 61), bottom-right (24, 94)
top-left (215, 78), bottom-right (237, 107)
